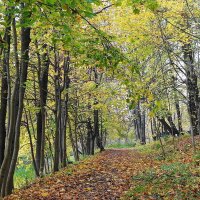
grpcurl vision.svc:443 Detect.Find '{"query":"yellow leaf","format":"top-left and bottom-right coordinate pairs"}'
top-left (85, 187), bottom-right (92, 191)
top-left (41, 192), bottom-right (49, 197)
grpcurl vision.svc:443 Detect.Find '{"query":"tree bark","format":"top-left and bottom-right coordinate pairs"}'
top-left (60, 54), bottom-right (70, 167)
top-left (53, 49), bottom-right (60, 172)
top-left (1, 5), bottom-right (31, 195)
top-left (175, 101), bottom-right (183, 133)
top-left (183, 43), bottom-right (199, 136)
top-left (25, 109), bottom-right (39, 176)
top-left (36, 44), bottom-right (49, 176)
top-left (94, 109), bottom-right (105, 151)
top-left (0, 12), bottom-right (11, 167)
top-left (93, 68), bottom-right (104, 152)
top-left (158, 117), bottom-right (179, 136)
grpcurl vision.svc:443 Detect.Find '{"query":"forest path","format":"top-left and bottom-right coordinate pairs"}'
top-left (5, 149), bottom-right (154, 200)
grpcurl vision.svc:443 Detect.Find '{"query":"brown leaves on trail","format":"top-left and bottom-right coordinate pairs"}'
top-left (6, 137), bottom-right (199, 200)
top-left (4, 149), bottom-right (153, 200)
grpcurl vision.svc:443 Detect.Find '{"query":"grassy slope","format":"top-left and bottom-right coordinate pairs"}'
top-left (122, 135), bottom-right (200, 200)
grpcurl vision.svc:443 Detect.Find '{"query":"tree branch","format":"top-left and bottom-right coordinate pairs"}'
top-left (95, 4), bottom-right (113, 15)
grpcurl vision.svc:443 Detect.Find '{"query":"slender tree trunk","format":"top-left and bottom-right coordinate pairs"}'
top-left (175, 101), bottom-right (183, 133)
top-left (1, 17), bottom-right (19, 196)
top-left (86, 118), bottom-right (92, 155)
top-left (68, 118), bottom-right (78, 161)
top-left (154, 119), bottom-right (166, 158)
top-left (94, 109), bottom-right (104, 151)
top-left (3, 6), bottom-right (31, 195)
top-left (61, 56), bottom-right (70, 167)
top-left (167, 116), bottom-right (180, 136)
top-left (74, 98), bottom-right (79, 161)
top-left (25, 109), bottom-right (39, 176)
top-left (53, 49), bottom-right (61, 172)
top-left (93, 68), bottom-right (104, 152)
top-left (36, 110), bottom-right (42, 172)
top-left (158, 117), bottom-right (179, 136)
top-left (140, 109), bottom-right (146, 144)
top-left (183, 43), bottom-right (199, 136)
top-left (136, 104), bottom-right (142, 141)
top-left (0, 12), bottom-right (11, 167)
top-left (151, 119), bottom-right (157, 141)
top-left (36, 44), bottom-right (49, 176)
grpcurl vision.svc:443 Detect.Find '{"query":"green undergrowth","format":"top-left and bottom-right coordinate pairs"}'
top-left (123, 135), bottom-right (200, 199)
top-left (14, 154), bottom-right (92, 189)
top-left (107, 143), bottom-right (136, 149)
top-left (124, 162), bottom-right (200, 200)
top-left (14, 164), bottom-right (35, 189)
top-left (136, 135), bottom-right (193, 159)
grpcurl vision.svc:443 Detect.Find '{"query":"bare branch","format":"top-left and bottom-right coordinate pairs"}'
top-left (95, 4), bottom-right (113, 15)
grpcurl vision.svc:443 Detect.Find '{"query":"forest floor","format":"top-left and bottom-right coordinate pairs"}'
top-left (4, 136), bottom-right (200, 200)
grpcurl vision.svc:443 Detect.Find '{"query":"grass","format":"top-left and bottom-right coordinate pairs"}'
top-left (125, 162), bottom-right (200, 199)
top-left (122, 135), bottom-right (200, 200)
top-left (14, 164), bottom-right (35, 188)
top-left (107, 143), bottom-right (136, 149)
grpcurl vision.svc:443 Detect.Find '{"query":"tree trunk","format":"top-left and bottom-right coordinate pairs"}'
top-left (94, 109), bottom-right (105, 151)
top-left (93, 68), bottom-right (104, 152)
top-left (25, 109), bottom-right (39, 176)
top-left (140, 109), bottom-right (146, 144)
top-left (60, 54), bottom-right (70, 167)
top-left (0, 12), bottom-right (11, 167)
top-left (183, 43), bottom-right (199, 136)
top-left (175, 101), bottom-right (183, 133)
top-left (158, 117), bottom-right (179, 136)
top-left (3, 6), bottom-right (31, 195)
top-left (36, 44), bottom-right (49, 176)
top-left (86, 118), bottom-right (93, 155)
top-left (53, 49), bottom-right (61, 172)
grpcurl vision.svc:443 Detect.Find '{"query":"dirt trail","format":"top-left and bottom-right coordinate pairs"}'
top-left (5, 149), bottom-right (153, 200)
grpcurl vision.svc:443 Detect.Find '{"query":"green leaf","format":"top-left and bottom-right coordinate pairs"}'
top-left (83, 11), bottom-right (95, 18)
top-left (133, 7), bottom-right (140, 14)
top-left (145, 0), bottom-right (159, 11)
top-left (46, 0), bottom-right (57, 4)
